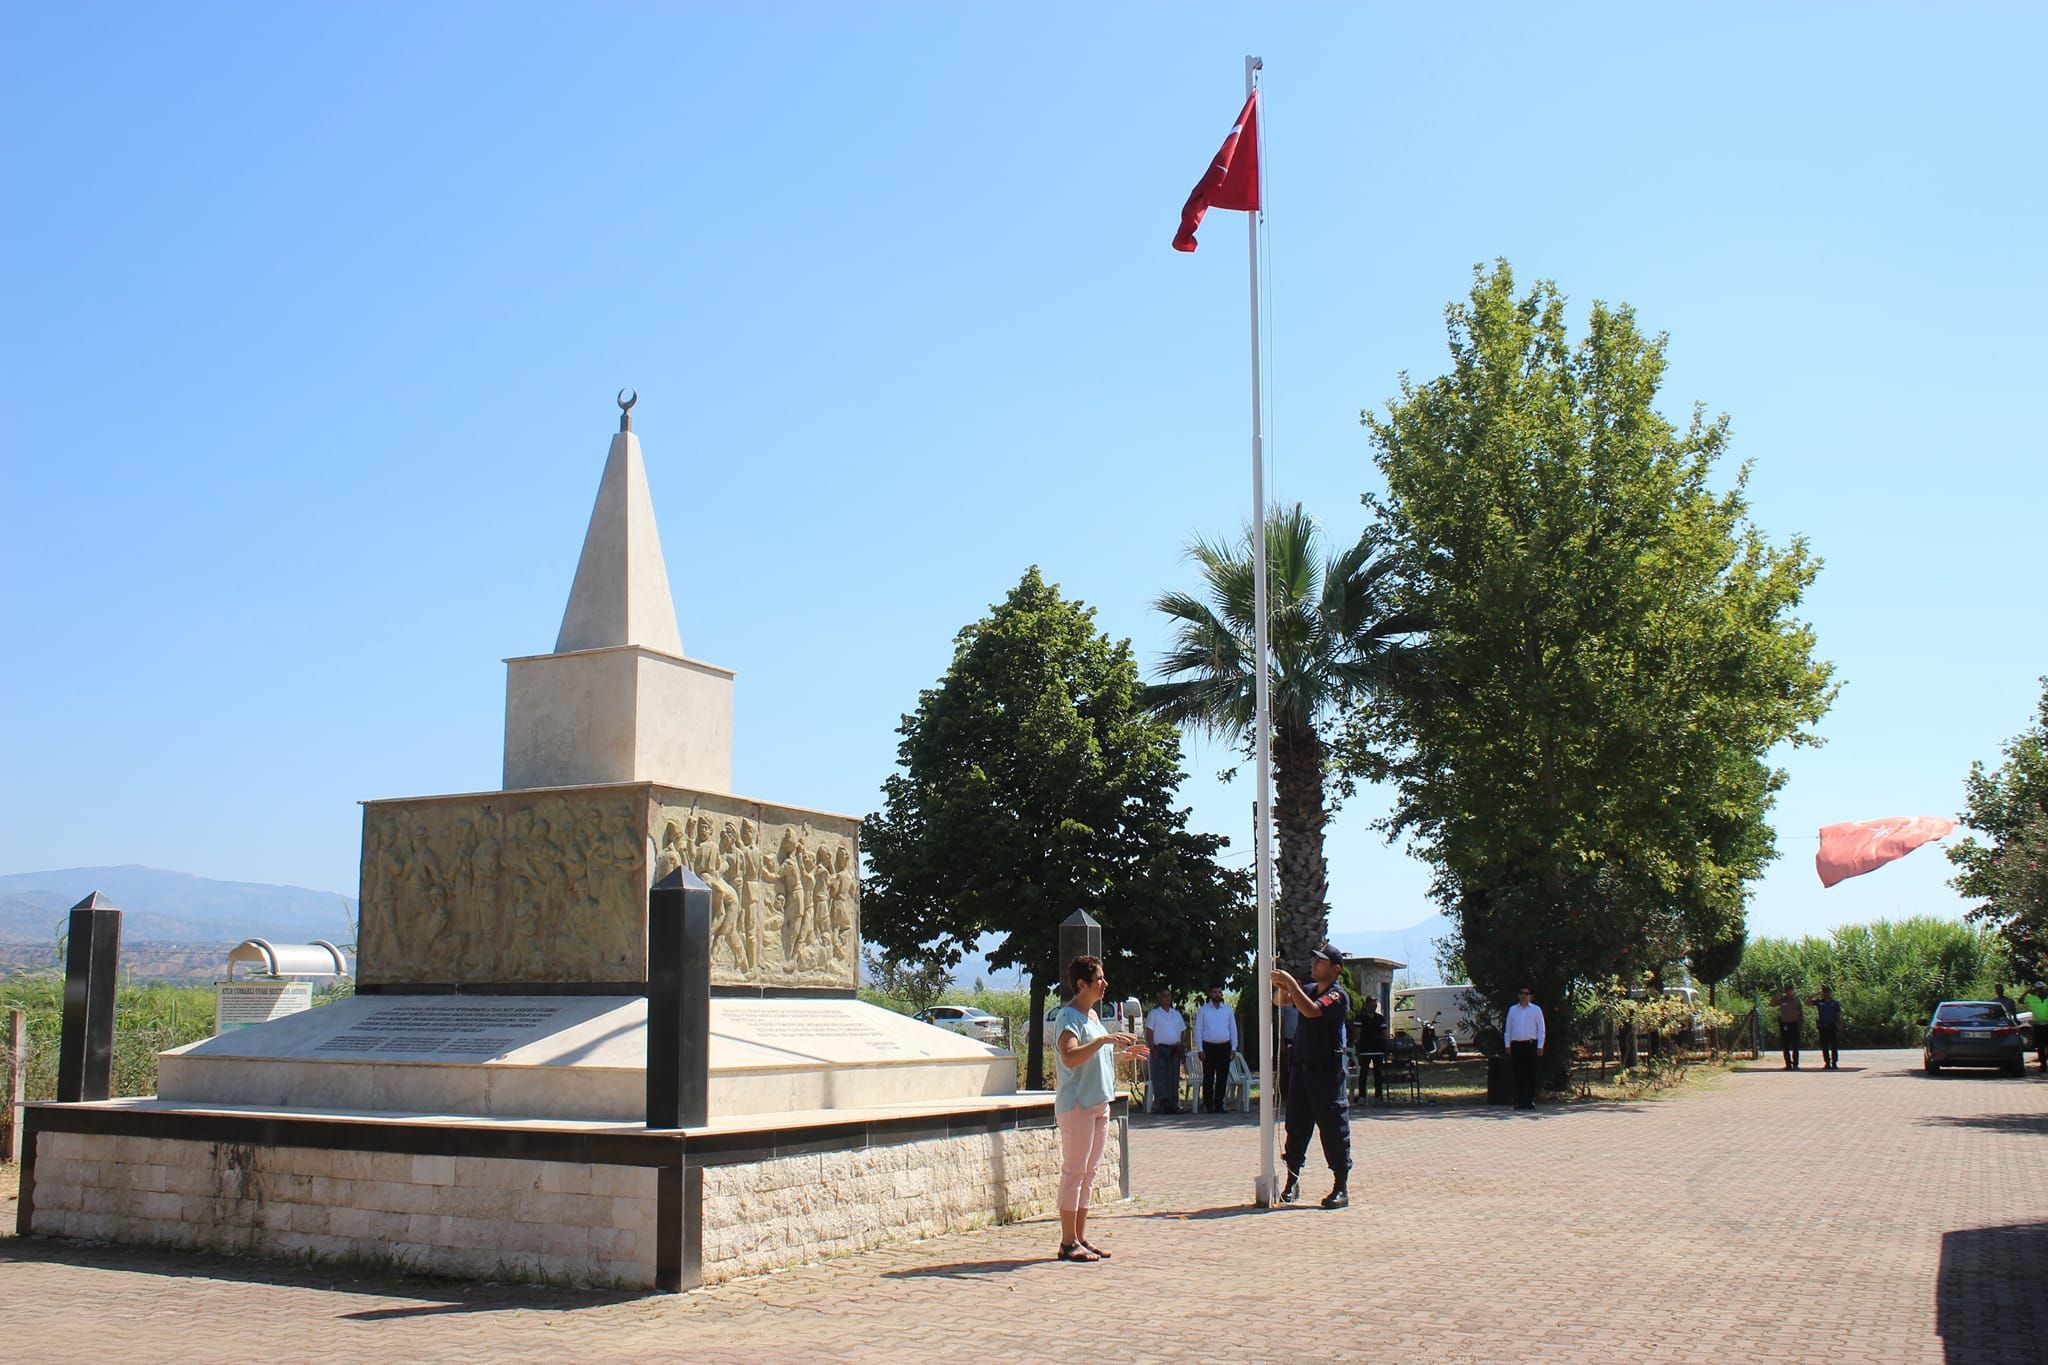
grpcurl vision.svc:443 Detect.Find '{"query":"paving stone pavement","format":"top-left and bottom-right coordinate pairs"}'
top-left (2, 1049), bottom-right (2044, 1363)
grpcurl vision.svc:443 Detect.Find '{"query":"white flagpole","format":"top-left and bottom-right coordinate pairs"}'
top-left (1243, 52), bottom-right (1279, 1208)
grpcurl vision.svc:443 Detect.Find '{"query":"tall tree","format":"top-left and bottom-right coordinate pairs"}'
top-left (1948, 679), bottom-right (2048, 976)
top-left (1148, 503), bottom-right (1423, 971)
top-left (863, 568), bottom-right (1251, 1086)
top-left (1346, 261), bottom-right (1837, 1085)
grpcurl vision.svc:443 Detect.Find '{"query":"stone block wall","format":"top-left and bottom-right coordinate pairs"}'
top-left (27, 1119), bottom-right (1124, 1290)
top-left (26, 1132), bottom-right (659, 1286)
top-left (701, 1125), bottom-right (1120, 1283)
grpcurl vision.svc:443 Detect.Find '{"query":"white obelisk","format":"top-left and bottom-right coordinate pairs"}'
top-left (502, 392), bottom-right (734, 792)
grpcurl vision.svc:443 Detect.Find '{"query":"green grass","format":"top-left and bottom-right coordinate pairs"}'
top-left (0, 975), bottom-right (350, 1103)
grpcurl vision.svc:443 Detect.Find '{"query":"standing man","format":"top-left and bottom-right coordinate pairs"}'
top-left (1193, 984), bottom-right (1239, 1114)
top-left (2021, 980), bottom-right (2048, 1073)
top-left (1145, 989), bottom-right (1188, 1115)
top-left (1355, 995), bottom-right (1388, 1102)
top-left (1809, 985), bottom-right (1843, 1070)
top-left (1269, 945), bottom-right (1352, 1208)
top-left (1776, 985), bottom-right (1805, 1070)
top-left (1992, 984), bottom-right (2019, 1022)
top-left (1503, 986), bottom-right (1546, 1110)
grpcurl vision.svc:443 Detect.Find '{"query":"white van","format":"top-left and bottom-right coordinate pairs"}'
top-left (1390, 984), bottom-right (1482, 1046)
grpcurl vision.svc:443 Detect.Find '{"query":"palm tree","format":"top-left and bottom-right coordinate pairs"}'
top-left (1148, 503), bottom-right (1424, 972)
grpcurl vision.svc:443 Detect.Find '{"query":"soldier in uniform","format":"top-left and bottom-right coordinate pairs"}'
top-left (1269, 943), bottom-right (1352, 1208)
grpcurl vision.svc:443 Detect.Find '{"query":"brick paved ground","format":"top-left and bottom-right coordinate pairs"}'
top-left (3, 1049), bottom-right (2044, 1363)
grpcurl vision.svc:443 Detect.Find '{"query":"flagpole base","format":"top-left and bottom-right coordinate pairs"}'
top-left (1254, 1174), bottom-right (1278, 1208)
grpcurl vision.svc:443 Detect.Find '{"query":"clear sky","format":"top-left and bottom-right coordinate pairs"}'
top-left (3, 3), bottom-right (2042, 946)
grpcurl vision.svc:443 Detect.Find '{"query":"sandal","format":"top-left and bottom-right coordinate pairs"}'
top-left (1078, 1239), bottom-right (1111, 1259)
top-left (1057, 1242), bottom-right (1102, 1263)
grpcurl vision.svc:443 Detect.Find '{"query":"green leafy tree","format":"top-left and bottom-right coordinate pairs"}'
top-left (1148, 503), bottom-right (1423, 971)
top-left (1948, 679), bottom-right (2048, 977)
top-left (863, 568), bottom-right (1252, 1086)
top-left (1730, 917), bottom-right (2009, 1046)
top-left (1345, 261), bottom-right (1838, 1086)
top-left (859, 948), bottom-right (950, 1015)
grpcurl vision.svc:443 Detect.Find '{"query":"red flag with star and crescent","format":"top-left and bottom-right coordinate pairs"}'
top-left (1173, 90), bottom-right (1261, 252)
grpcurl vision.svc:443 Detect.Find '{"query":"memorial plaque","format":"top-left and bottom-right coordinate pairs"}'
top-left (214, 979), bottom-right (314, 1033)
top-left (303, 999), bottom-right (587, 1062)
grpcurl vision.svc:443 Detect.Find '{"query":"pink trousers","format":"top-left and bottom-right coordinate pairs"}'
top-left (1056, 1102), bottom-right (1109, 1212)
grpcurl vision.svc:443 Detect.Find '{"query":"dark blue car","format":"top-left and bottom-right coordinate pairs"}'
top-left (1923, 1001), bottom-right (2027, 1075)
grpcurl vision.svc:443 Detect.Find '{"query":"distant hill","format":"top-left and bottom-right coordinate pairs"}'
top-left (931, 912), bottom-right (1456, 991)
top-left (0, 865), bottom-right (356, 949)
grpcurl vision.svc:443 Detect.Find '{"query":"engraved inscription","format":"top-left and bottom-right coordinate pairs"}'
top-left (311, 1001), bottom-right (574, 1060)
top-left (719, 1003), bottom-right (902, 1053)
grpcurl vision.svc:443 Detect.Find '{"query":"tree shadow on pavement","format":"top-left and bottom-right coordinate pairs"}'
top-left (0, 1236), bottom-right (648, 1316)
top-left (1937, 1221), bottom-right (2048, 1363)
top-left (1917, 1112), bottom-right (2048, 1136)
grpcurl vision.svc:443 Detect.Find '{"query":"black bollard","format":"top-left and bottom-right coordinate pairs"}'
top-left (57, 892), bottom-right (122, 1103)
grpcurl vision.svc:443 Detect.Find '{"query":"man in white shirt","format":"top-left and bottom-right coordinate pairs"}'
top-left (1503, 986), bottom-right (1546, 1110)
top-left (1192, 984), bottom-right (1240, 1113)
top-left (1145, 990), bottom-right (1189, 1114)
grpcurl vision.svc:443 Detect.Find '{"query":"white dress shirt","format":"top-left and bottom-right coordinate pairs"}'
top-left (1193, 1001), bottom-right (1240, 1049)
top-left (1504, 1001), bottom-right (1546, 1048)
top-left (1146, 1006), bottom-right (1187, 1047)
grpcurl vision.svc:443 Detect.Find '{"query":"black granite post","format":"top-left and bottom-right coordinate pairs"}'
top-left (1059, 910), bottom-right (1101, 992)
top-left (646, 867), bottom-right (710, 1293)
top-left (56, 892), bottom-right (122, 1104)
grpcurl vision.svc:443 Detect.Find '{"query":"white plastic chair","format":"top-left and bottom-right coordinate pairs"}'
top-left (1224, 1051), bottom-right (1253, 1112)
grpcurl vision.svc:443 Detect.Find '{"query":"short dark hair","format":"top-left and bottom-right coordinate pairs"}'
top-left (1067, 955), bottom-right (1103, 992)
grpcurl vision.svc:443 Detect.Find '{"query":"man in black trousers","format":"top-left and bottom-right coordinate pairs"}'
top-left (1269, 944), bottom-right (1352, 1208)
top-left (1503, 986), bottom-right (1545, 1110)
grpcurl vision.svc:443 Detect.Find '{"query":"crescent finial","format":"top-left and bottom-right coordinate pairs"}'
top-left (617, 388), bottom-right (637, 432)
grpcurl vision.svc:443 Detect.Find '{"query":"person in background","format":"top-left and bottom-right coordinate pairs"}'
top-left (1269, 944), bottom-right (1353, 1208)
top-left (1776, 985), bottom-right (1805, 1070)
top-left (1193, 984), bottom-right (1239, 1114)
top-left (1053, 955), bottom-right (1146, 1263)
top-left (1503, 986), bottom-right (1546, 1110)
top-left (1145, 988), bottom-right (1189, 1115)
top-left (1808, 984), bottom-right (1843, 1070)
top-left (1992, 984), bottom-right (2018, 1022)
top-left (2021, 981), bottom-right (2048, 1073)
top-left (1354, 995), bottom-right (1388, 1101)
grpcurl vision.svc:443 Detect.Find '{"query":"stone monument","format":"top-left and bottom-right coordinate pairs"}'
top-left (16, 395), bottom-right (1128, 1290)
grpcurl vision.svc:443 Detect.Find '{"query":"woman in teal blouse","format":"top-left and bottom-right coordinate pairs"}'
top-left (1053, 954), bottom-right (1146, 1263)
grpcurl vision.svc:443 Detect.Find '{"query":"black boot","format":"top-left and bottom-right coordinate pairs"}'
top-left (1320, 1185), bottom-right (1349, 1210)
top-left (1279, 1169), bottom-right (1301, 1204)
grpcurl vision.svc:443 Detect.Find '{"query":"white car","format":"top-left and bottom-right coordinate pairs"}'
top-left (915, 1005), bottom-right (1008, 1046)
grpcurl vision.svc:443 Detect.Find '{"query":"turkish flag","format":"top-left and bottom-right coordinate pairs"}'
top-left (1815, 816), bottom-right (1957, 888)
top-left (1172, 90), bottom-right (1261, 252)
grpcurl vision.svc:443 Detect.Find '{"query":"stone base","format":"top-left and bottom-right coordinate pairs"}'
top-left (157, 995), bottom-right (1017, 1123)
top-left (17, 1094), bottom-right (1128, 1290)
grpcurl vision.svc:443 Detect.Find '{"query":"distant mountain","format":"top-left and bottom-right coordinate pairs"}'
top-left (0, 865), bottom-right (356, 947)
top-left (1332, 913), bottom-right (1454, 985)
top-left (930, 913), bottom-right (1456, 991)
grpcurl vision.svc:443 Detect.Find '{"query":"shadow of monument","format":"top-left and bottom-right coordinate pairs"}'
top-left (1936, 1220), bottom-right (2048, 1363)
top-left (0, 1236), bottom-right (647, 1313)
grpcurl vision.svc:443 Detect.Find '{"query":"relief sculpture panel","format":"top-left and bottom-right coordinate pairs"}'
top-left (358, 789), bottom-right (648, 983)
top-left (652, 788), bottom-right (858, 990)
top-left (357, 783), bottom-right (859, 989)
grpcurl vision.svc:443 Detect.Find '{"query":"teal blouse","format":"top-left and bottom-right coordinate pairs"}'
top-left (1054, 1004), bottom-right (1116, 1112)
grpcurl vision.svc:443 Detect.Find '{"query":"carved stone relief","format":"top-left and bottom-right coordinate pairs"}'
top-left (358, 789), bottom-right (647, 983)
top-left (651, 789), bottom-right (858, 989)
top-left (357, 784), bottom-right (859, 989)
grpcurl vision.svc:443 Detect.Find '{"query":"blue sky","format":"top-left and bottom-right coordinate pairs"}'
top-left (2, 3), bottom-right (2042, 946)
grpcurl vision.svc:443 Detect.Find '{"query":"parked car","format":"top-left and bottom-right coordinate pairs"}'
top-left (1923, 1001), bottom-right (2028, 1075)
top-left (914, 1005), bottom-right (1008, 1046)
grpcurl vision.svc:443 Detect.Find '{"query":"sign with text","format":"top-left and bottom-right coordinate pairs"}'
top-left (214, 979), bottom-right (314, 1034)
